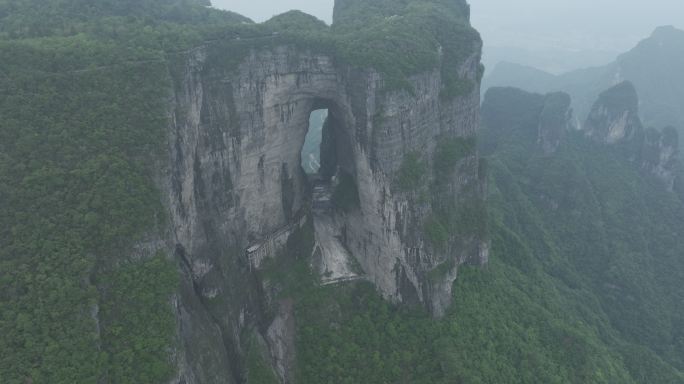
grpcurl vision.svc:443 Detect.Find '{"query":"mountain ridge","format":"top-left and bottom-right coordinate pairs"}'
top-left (483, 25), bottom-right (684, 144)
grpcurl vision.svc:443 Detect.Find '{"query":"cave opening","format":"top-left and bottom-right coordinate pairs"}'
top-left (298, 104), bottom-right (362, 285)
top-left (301, 109), bottom-right (328, 175)
top-left (297, 101), bottom-right (359, 215)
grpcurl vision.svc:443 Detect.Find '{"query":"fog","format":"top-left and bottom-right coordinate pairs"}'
top-left (212, 0), bottom-right (684, 73)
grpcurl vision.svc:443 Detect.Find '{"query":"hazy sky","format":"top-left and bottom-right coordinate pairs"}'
top-left (212, 0), bottom-right (683, 67)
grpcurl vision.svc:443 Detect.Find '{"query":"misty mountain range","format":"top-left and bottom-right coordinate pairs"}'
top-left (2, 1), bottom-right (684, 383)
top-left (483, 26), bottom-right (684, 143)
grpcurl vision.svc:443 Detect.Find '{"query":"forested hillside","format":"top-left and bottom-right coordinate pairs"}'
top-left (0, 0), bottom-right (483, 381)
top-left (2, 0), bottom-right (684, 383)
top-left (0, 1), bottom-right (246, 382)
top-left (267, 88), bottom-right (684, 383)
top-left (483, 26), bottom-right (684, 143)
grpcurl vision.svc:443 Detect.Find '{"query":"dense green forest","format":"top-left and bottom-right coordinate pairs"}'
top-left (0, 0), bottom-right (481, 382)
top-left (256, 89), bottom-right (684, 383)
top-left (482, 26), bottom-right (684, 148)
top-left (2, 0), bottom-right (684, 383)
top-left (0, 0), bottom-right (235, 382)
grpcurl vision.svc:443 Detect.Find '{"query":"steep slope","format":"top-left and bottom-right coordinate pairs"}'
top-left (0, 0), bottom-right (486, 383)
top-left (483, 26), bottom-right (684, 140)
top-left (5, 1), bottom-right (684, 383)
top-left (285, 86), bottom-right (684, 383)
top-left (479, 86), bottom-right (684, 382)
top-left (580, 81), bottom-right (679, 189)
top-left (166, 1), bottom-right (486, 381)
top-left (582, 81), bottom-right (643, 144)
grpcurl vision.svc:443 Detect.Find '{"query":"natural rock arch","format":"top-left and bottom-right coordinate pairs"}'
top-left (165, 21), bottom-right (486, 384)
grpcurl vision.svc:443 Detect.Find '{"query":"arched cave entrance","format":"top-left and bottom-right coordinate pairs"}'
top-left (301, 109), bottom-right (327, 175)
top-left (297, 100), bottom-right (361, 284)
top-left (297, 100), bottom-right (359, 214)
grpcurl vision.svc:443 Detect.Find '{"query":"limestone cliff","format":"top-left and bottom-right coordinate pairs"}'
top-left (583, 81), bottom-right (679, 189)
top-left (480, 87), bottom-right (575, 155)
top-left (482, 84), bottom-right (679, 189)
top-left (642, 126), bottom-right (679, 191)
top-left (583, 81), bottom-right (642, 145)
top-left (162, 0), bottom-right (486, 382)
top-left (538, 92), bottom-right (575, 154)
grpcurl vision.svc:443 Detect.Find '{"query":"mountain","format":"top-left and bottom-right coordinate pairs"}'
top-left (479, 86), bottom-right (684, 382)
top-left (1, 0), bottom-right (487, 382)
top-left (483, 26), bottom-right (684, 143)
top-left (3, 0), bottom-right (684, 383)
top-left (482, 45), bottom-right (618, 75)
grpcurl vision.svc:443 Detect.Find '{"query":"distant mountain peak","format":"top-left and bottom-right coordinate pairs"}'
top-left (651, 25), bottom-right (684, 37)
top-left (583, 81), bottom-right (641, 144)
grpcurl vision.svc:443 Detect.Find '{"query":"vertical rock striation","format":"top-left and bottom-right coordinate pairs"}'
top-left (642, 126), bottom-right (679, 190)
top-left (482, 83), bottom-right (679, 191)
top-left (162, 0), bottom-right (486, 381)
top-left (480, 87), bottom-right (575, 155)
top-left (538, 92), bottom-right (575, 154)
top-left (583, 81), bottom-right (679, 189)
top-left (583, 81), bottom-right (642, 145)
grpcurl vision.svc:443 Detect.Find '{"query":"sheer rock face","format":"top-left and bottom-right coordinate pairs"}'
top-left (583, 81), bottom-right (679, 189)
top-left (480, 87), bottom-right (574, 155)
top-left (583, 81), bottom-right (642, 144)
top-left (538, 92), bottom-right (575, 154)
top-left (163, 20), bottom-right (484, 384)
top-left (642, 126), bottom-right (680, 190)
top-left (483, 84), bottom-right (679, 190)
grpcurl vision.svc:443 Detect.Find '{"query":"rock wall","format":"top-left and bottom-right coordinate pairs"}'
top-left (480, 87), bottom-right (575, 155)
top-left (583, 81), bottom-right (679, 189)
top-left (484, 83), bottom-right (679, 192)
top-left (642, 126), bottom-right (679, 190)
top-left (583, 81), bottom-right (642, 145)
top-left (162, 13), bottom-right (485, 384)
top-left (538, 92), bottom-right (575, 154)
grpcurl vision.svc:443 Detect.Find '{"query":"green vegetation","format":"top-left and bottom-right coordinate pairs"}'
top-left (483, 26), bottom-right (684, 148)
top-left (202, 0), bottom-right (480, 94)
top-left (433, 136), bottom-right (476, 177)
top-left (98, 255), bottom-right (178, 384)
top-left (422, 135), bottom-right (483, 248)
top-left (333, 0), bottom-right (479, 94)
top-left (2, 1), bottom-right (478, 378)
top-left (6, 1), bottom-right (682, 383)
top-left (285, 91), bottom-right (684, 383)
top-left (284, 205), bottom-right (674, 383)
top-left (396, 152), bottom-right (426, 191)
top-left (245, 335), bottom-right (280, 384)
top-left (296, 282), bottom-right (445, 384)
top-left (424, 214), bottom-right (450, 248)
top-left (423, 196), bottom-right (487, 248)
top-left (0, 0), bottom-right (212, 381)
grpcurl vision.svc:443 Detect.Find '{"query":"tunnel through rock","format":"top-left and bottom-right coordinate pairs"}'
top-left (167, 30), bottom-right (486, 383)
top-left (297, 104), bottom-right (362, 285)
top-left (301, 109), bottom-right (327, 174)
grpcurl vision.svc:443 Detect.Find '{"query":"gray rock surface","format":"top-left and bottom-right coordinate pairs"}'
top-left (161, 12), bottom-right (485, 384)
top-left (583, 81), bottom-right (642, 144)
top-left (480, 87), bottom-right (574, 155)
top-left (583, 81), bottom-right (679, 189)
top-left (642, 126), bottom-right (679, 190)
top-left (538, 92), bottom-right (575, 154)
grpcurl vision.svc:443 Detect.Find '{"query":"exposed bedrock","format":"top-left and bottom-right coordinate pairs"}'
top-left (583, 81), bottom-right (680, 189)
top-left (480, 87), bottom-right (575, 155)
top-left (163, 22), bottom-right (485, 383)
top-left (583, 81), bottom-right (642, 145)
top-left (482, 84), bottom-right (679, 191)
